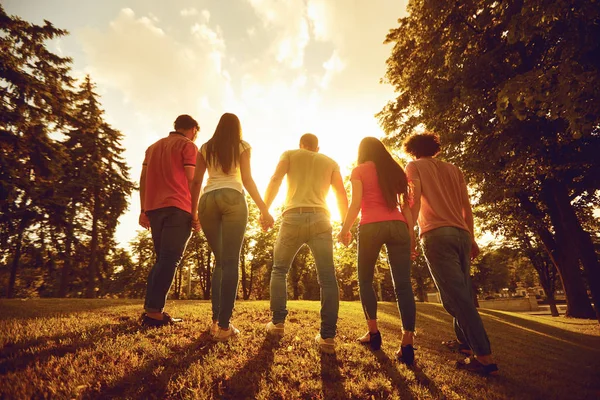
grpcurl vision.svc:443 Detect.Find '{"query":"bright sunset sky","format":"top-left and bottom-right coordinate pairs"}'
top-left (4, 0), bottom-right (409, 248)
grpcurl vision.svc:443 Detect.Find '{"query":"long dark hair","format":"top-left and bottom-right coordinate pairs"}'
top-left (204, 113), bottom-right (242, 174)
top-left (357, 137), bottom-right (409, 209)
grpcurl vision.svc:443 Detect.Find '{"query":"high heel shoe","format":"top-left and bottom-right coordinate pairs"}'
top-left (396, 344), bottom-right (415, 366)
top-left (356, 331), bottom-right (382, 351)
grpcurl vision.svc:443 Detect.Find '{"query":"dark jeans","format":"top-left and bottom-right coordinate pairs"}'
top-left (422, 226), bottom-right (492, 356)
top-left (199, 188), bottom-right (248, 329)
top-left (358, 220), bottom-right (416, 331)
top-left (270, 212), bottom-right (339, 339)
top-left (144, 206), bottom-right (192, 313)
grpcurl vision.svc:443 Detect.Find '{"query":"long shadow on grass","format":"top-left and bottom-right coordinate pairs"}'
top-left (370, 350), bottom-right (415, 400)
top-left (477, 309), bottom-right (600, 346)
top-left (88, 332), bottom-right (216, 399)
top-left (218, 335), bottom-right (280, 399)
top-left (0, 318), bottom-right (141, 375)
top-left (320, 351), bottom-right (346, 399)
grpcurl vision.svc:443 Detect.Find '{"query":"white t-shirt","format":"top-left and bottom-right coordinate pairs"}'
top-left (201, 140), bottom-right (251, 194)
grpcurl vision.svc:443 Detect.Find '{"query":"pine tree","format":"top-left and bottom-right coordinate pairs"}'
top-left (64, 76), bottom-right (134, 298)
top-left (0, 5), bottom-right (75, 297)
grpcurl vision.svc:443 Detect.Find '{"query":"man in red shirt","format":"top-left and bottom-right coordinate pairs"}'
top-left (139, 114), bottom-right (200, 327)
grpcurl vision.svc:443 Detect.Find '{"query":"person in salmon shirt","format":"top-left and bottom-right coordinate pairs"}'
top-left (403, 132), bottom-right (498, 375)
top-left (338, 137), bottom-right (417, 365)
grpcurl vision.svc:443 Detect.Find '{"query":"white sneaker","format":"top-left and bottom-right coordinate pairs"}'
top-left (315, 334), bottom-right (335, 354)
top-left (266, 321), bottom-right (285, 336)
top-left (209, 321), bottom-right (219, 337)
top-left (212, 324), bottom-right (240, 342)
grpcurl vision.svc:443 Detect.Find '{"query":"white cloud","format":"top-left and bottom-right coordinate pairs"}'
top-left (320, 50), bottom-right (345, 88)
top-left (180, 8), bottom-right (199, 17)
top-left (245, 0), bottom-right (310, 69)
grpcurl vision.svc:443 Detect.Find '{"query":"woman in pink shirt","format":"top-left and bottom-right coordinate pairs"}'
top-left (338, 137), bottom-right (417, 365)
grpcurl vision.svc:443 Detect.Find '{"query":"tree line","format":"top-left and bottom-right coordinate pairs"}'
top-left (1, 6), bottom-right (134, 298)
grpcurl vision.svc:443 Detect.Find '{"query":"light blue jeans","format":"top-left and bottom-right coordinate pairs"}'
top-left (270, 211), bottom-right (339, 339)
top-left (199, 188), bottom-right (248, 329)
top-left (422, 226), bottom-right (492, 356)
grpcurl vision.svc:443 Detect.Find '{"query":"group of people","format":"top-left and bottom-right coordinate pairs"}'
top-left (139, 113), bottom-right (498, 376)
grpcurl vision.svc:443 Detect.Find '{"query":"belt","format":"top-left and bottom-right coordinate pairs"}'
top-left (283, 207), bottom-right (328, 215)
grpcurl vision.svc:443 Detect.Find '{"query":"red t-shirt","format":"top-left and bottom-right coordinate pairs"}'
top-left (143, 132), bottom-right (198, 214)
top-left (351, 161), bottom-right (407, 225)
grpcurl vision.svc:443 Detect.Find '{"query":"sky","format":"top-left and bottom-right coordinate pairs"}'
top-left (4, 0), bottom-right (408, 249)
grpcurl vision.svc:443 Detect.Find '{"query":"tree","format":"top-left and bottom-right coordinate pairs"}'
top-left (379, 0), bottom-right (600, 319)
top-left (1, 5), bottom-right (75, 297)
top-left (66, 76), bottom-right (134, 298)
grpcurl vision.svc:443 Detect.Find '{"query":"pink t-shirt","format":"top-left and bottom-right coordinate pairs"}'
top-left (143, 132), bottom-right (198, 214)
top-left (351, 161), bottom-right (407, 225)
top-left (405, 158), bottom-right (470, 236)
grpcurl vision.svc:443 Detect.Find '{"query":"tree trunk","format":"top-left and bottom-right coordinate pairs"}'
top-left (547, 179), bottom-right (600, 321)
top-left (58, 221), bottom-right (74, 297)
top-left (543, 179), bottom-right (598, 321)
top-left (7, 229), bottom-right (24, 299)
top-left (86, 188), bottom-right (100, 298)
top-left (518, 192), bottom-right (595, 319)
top-left (240, 249), bottom-right (249, 300)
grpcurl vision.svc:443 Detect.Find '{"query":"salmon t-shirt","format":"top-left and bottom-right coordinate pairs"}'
top-left (350, 161), bottom-right (407, 225)
top-left (143, 132), bottom-right (198, 214)
top-left (405, 158), bottom-right (469, 236)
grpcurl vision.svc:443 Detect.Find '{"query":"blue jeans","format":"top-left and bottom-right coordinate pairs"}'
top-left (422, 226), bottom-right (492, 356)
top-left (199, 188), bottom-right (248, 329)
top-left (144, 206), bottom-right (192, 313)
top-left (358, 220), bottom-right (416, 331)
top-left (270, 211), bottom-right (339, 339)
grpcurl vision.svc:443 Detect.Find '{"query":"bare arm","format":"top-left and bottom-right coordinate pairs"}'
top-left (240, 149), bottom-right (273, 225)
top-left (331, 170), bottom-right (349, 223)
top-left (189, 153), bottom-right (206, 231)
top-left (263, 157), bottom-right (289, 210)
top-left (400, 194), bottom-right (417, 259)
top-left (139, 166), bottom-right (150, 229)
top-left (340, 179), bottom-right (361, 236)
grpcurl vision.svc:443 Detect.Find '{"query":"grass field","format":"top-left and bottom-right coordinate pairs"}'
top-left (1, 299), bottom-right (599, 399)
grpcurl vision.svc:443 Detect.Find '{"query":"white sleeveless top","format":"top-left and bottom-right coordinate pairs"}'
top-left (201, 140), bottom-right (251, 194)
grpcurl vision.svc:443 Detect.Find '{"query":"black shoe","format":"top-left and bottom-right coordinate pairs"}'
top-left (456, 357), bottom-right (499, 376)
top-left (141, 312), bottom-right (183, 327)
top-left (442, 339), bottom-right (473, 356)
top-left (396, 344), bottom-right (415, 366)
top-left (357, 331), bottom-right (382, 351)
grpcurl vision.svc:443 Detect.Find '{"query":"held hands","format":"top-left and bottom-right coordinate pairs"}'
top-left (410, 236), bottom-right (418, 260)
top-left (139, 212), bottom-right (150, 230)
top-left (260, 212), bottom-right (275, 231)
top-left (192, 215), bottom-right (201, 233)
top-left (336, 230), bottom-right (352, 246)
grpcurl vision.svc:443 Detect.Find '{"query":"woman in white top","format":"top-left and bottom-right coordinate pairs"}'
top-left (192, 113), bottom-right (273, 341)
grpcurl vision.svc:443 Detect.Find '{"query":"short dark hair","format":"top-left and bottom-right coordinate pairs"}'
top-left (402, 132), bottom-right (441, 159)
top-left (299, 133), bottom-right (318, 150)
top-left (174, 114), bottom-right (199, 131)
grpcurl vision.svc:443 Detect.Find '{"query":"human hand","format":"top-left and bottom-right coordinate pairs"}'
top-left (336, 231), bottom-right (352, 246)
top-left (139, 212), bottom-right (150, 230)
top-left (410, 236), bottom-right (418, 260)
top-left (470, 240), bottom-right (480, 260)
top-left (260, 212), bottom-right (274, 231)
top-left (192, 216), bottom-right (201, 232)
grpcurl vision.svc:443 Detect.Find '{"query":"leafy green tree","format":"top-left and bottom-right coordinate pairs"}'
top-left (379, 0), bottom-right (600, 319)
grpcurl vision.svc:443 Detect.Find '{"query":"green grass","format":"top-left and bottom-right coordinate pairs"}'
top-left (1, 299), bottom-right (599, 399)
